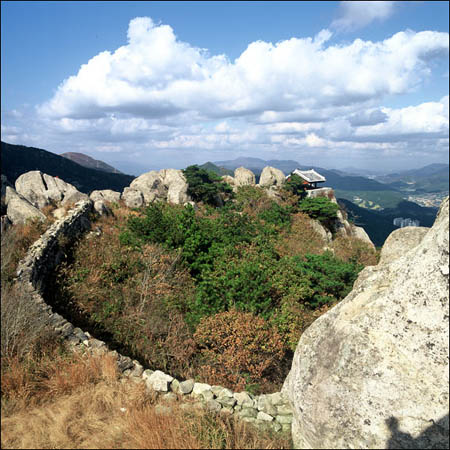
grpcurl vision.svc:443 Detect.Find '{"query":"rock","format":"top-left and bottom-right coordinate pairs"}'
top-left (89, 189), bottom-right (121, 204)
top-left (234, 167), bottom-right (256, 187)
top-left (179, 379), bottom-right (195, 395)
top-left (15, 171), bottom-right (88, 209)
top-left (191, 382), bottom-right (212, 398)
top-left (259, 166), bottom-right (285, 188)
top-left (122, 187), bottom-right (144, 208)
top-left (238, 407), bottom-right (258, 419)
top-left (276, 415), bottom-right (293, 424)
top-left (206, 400), bottom-right (222, 412)
top-left (256, 395), bottom-right (277, 416)
top-left (308, 217), bottom-right (332, 243)
top-left (257, 411), bottom-right (274, 422)
top-left (93, 200), bottom-right (111, 216)
top-left (146, 370), bottom-right (174, 392)
top-left (5, 186), bottom-right (46, 224)
top-left (352, 225), bottom-right (376, 250)
top-left (1, 215), bottom-right (12, 233)
top-left (129, 171), bottom-right (165, 204)
top-left (124, 169), bottom-right (191, 206)
top-left (234, 391), bottom-right (255, 408)
top-left (283, 197), bottom-right (449, 449)
top-left (159, 169), bottom-right (190, 204)
top-left (221, 175), bottom-right (236, 187)
top-left (379, 227), bottom-right (429, 264)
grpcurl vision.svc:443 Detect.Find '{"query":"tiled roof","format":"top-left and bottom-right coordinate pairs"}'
top-left (290, 169), bottom-right (326, 183)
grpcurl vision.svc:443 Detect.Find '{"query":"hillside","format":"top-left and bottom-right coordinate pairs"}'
top-left (1, 142), bottom-right (134, 194)
top-left (61, 152), bottom-right (123, 174)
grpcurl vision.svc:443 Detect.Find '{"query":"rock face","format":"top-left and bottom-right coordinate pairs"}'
top-left (259, 166), bottom-right (285, 188)
top-left (122, 169), bottom-right (190, 207)
top-left (234, 167), bottom-right (256, 187)
top-left (89, 189), bottom-right (121, 204)
top-left (306, 187), bottom-right (375, 250)
top-left (283, 197), bottom-right (449, 449)
top-left (5, 186), bottom-right (46, 224)
top-left (15, 171), bottom-right (88, 209)
top-left (379, 226), bottom-right (429, 264)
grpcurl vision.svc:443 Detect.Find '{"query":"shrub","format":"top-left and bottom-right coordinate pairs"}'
top-left (194, 310), bottom-right (285, 392)
top-left (183, 165), bottom-right (233, 206)
top-left (298, 196), bottom-right (339, 228)
top-left (284, 173), bottom-right (307, 199)
top-left (190, 244), bottom-right (278, 326)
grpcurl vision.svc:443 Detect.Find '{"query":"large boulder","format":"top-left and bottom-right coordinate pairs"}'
top-left (128, 171), bottom-right (166, 204)
top-left (123, 169), bottom-right (190, 206)
top-left (259, 166), bottom-right (285, 188)
top-left (89, 189), bottom-right (121, 204)
top-left (15, 171), bottom-right (88, 209)
top-left (122, 187), bottom-right (144, 208)
top-left (379, 226), bottom-right (429, 264)
top-left (234, 167), bottom-right (256, 187)
top-left (159, 169), bottom-right (190, 204)
top-left (351, 225), bottom-right (377, 251)
top-left (5, 186), bottom-right (46, 224)
top-left (283, 197), bottom-right (449, 449)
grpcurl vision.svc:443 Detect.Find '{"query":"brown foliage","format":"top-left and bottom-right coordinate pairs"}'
top-left (54, 210), bottom-right (197, 379)
top-left (194, 310), bottom-right (285, 392)
top-left (331, 235), bottom-right (379, 266)
top-left (276, 212), bottom-right (326, 257)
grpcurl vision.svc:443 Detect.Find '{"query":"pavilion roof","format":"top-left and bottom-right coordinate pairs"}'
top-left (291, 168), bottom-right (326, 183)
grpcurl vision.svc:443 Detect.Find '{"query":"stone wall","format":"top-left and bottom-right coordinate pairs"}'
top-left (13, 199), bottom-right (293, 433)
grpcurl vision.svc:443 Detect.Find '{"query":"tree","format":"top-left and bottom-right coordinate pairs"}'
top-left (183, 165), bottom-right (232, 206)
top-left (298, 196), bottom-right (339, 228)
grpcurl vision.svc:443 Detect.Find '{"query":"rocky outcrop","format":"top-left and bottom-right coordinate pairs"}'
top-left (234, 167), bottom-right (256, 187)
top-left (379, 226), bottom-right (429, 264)
top-left (306, 187), bottom-right (375, 250)
top-left (258, 166), bottom-right (285, 188)
top-left (15, 171), bottom-right (88, 209)
top-left (122, 169), bottom-right (190, 208)
top-left (89, 189), bottom-right (121, 204)
top-left (283, 197), bottom-right (449, 449)
top-left (5, 186), bottom-right (46, 224)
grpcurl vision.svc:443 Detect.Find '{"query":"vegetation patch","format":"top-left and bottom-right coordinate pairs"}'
top-left (47, 176), bottom-right (370, 393)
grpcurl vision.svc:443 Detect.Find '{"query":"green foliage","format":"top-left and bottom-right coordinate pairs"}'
top-left (298, 196), bottom-right (339, 227)
top-left (284, 173), bottom-right (307, 199)
top-left (183, 165), bottom-right (232, 206)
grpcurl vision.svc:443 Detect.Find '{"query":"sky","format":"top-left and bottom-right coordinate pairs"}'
top-left (1, 1), bottom-right (449, 175)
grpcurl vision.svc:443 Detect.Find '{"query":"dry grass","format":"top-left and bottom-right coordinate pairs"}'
top-left (276, 212), bottom-right (326, 257)
top-left (2, 351), bottom-right (292, 449)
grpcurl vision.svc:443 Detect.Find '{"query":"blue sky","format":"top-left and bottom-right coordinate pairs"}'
top-left (1, 1), bottom-right (449, 175)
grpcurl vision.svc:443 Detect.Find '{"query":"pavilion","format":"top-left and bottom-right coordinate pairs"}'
top-left (288, 169), bottom-right (326, 189)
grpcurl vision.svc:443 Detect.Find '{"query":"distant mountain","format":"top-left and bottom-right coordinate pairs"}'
top-left (375, 163), bottom-right (449, 194)
top-left (61, 152), bottom-right (123, 174)
top-left (1, 142), bottom-right (135, 194)
top-left (198, 162), bottom-right (234, 176)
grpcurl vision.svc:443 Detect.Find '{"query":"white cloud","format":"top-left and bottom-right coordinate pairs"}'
top-left (332, 1), bottom-right (397, 32)
top-left (2, 16), bottom-right (448, 173)
top-left (38, 17), bottom-right (448, 125)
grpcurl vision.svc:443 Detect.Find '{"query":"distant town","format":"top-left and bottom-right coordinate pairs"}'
top-left (407, 192), bottom-right (449, 208)
top-left (393, 217), bottom-right (420, 228)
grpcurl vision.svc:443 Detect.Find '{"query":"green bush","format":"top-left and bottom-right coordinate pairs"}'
top-left (183, 165), bottom-right (232, 206)
top-left (284, 173), bottom-right (307, 199)
top-left (298, 196), bottom-right (339, 228)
